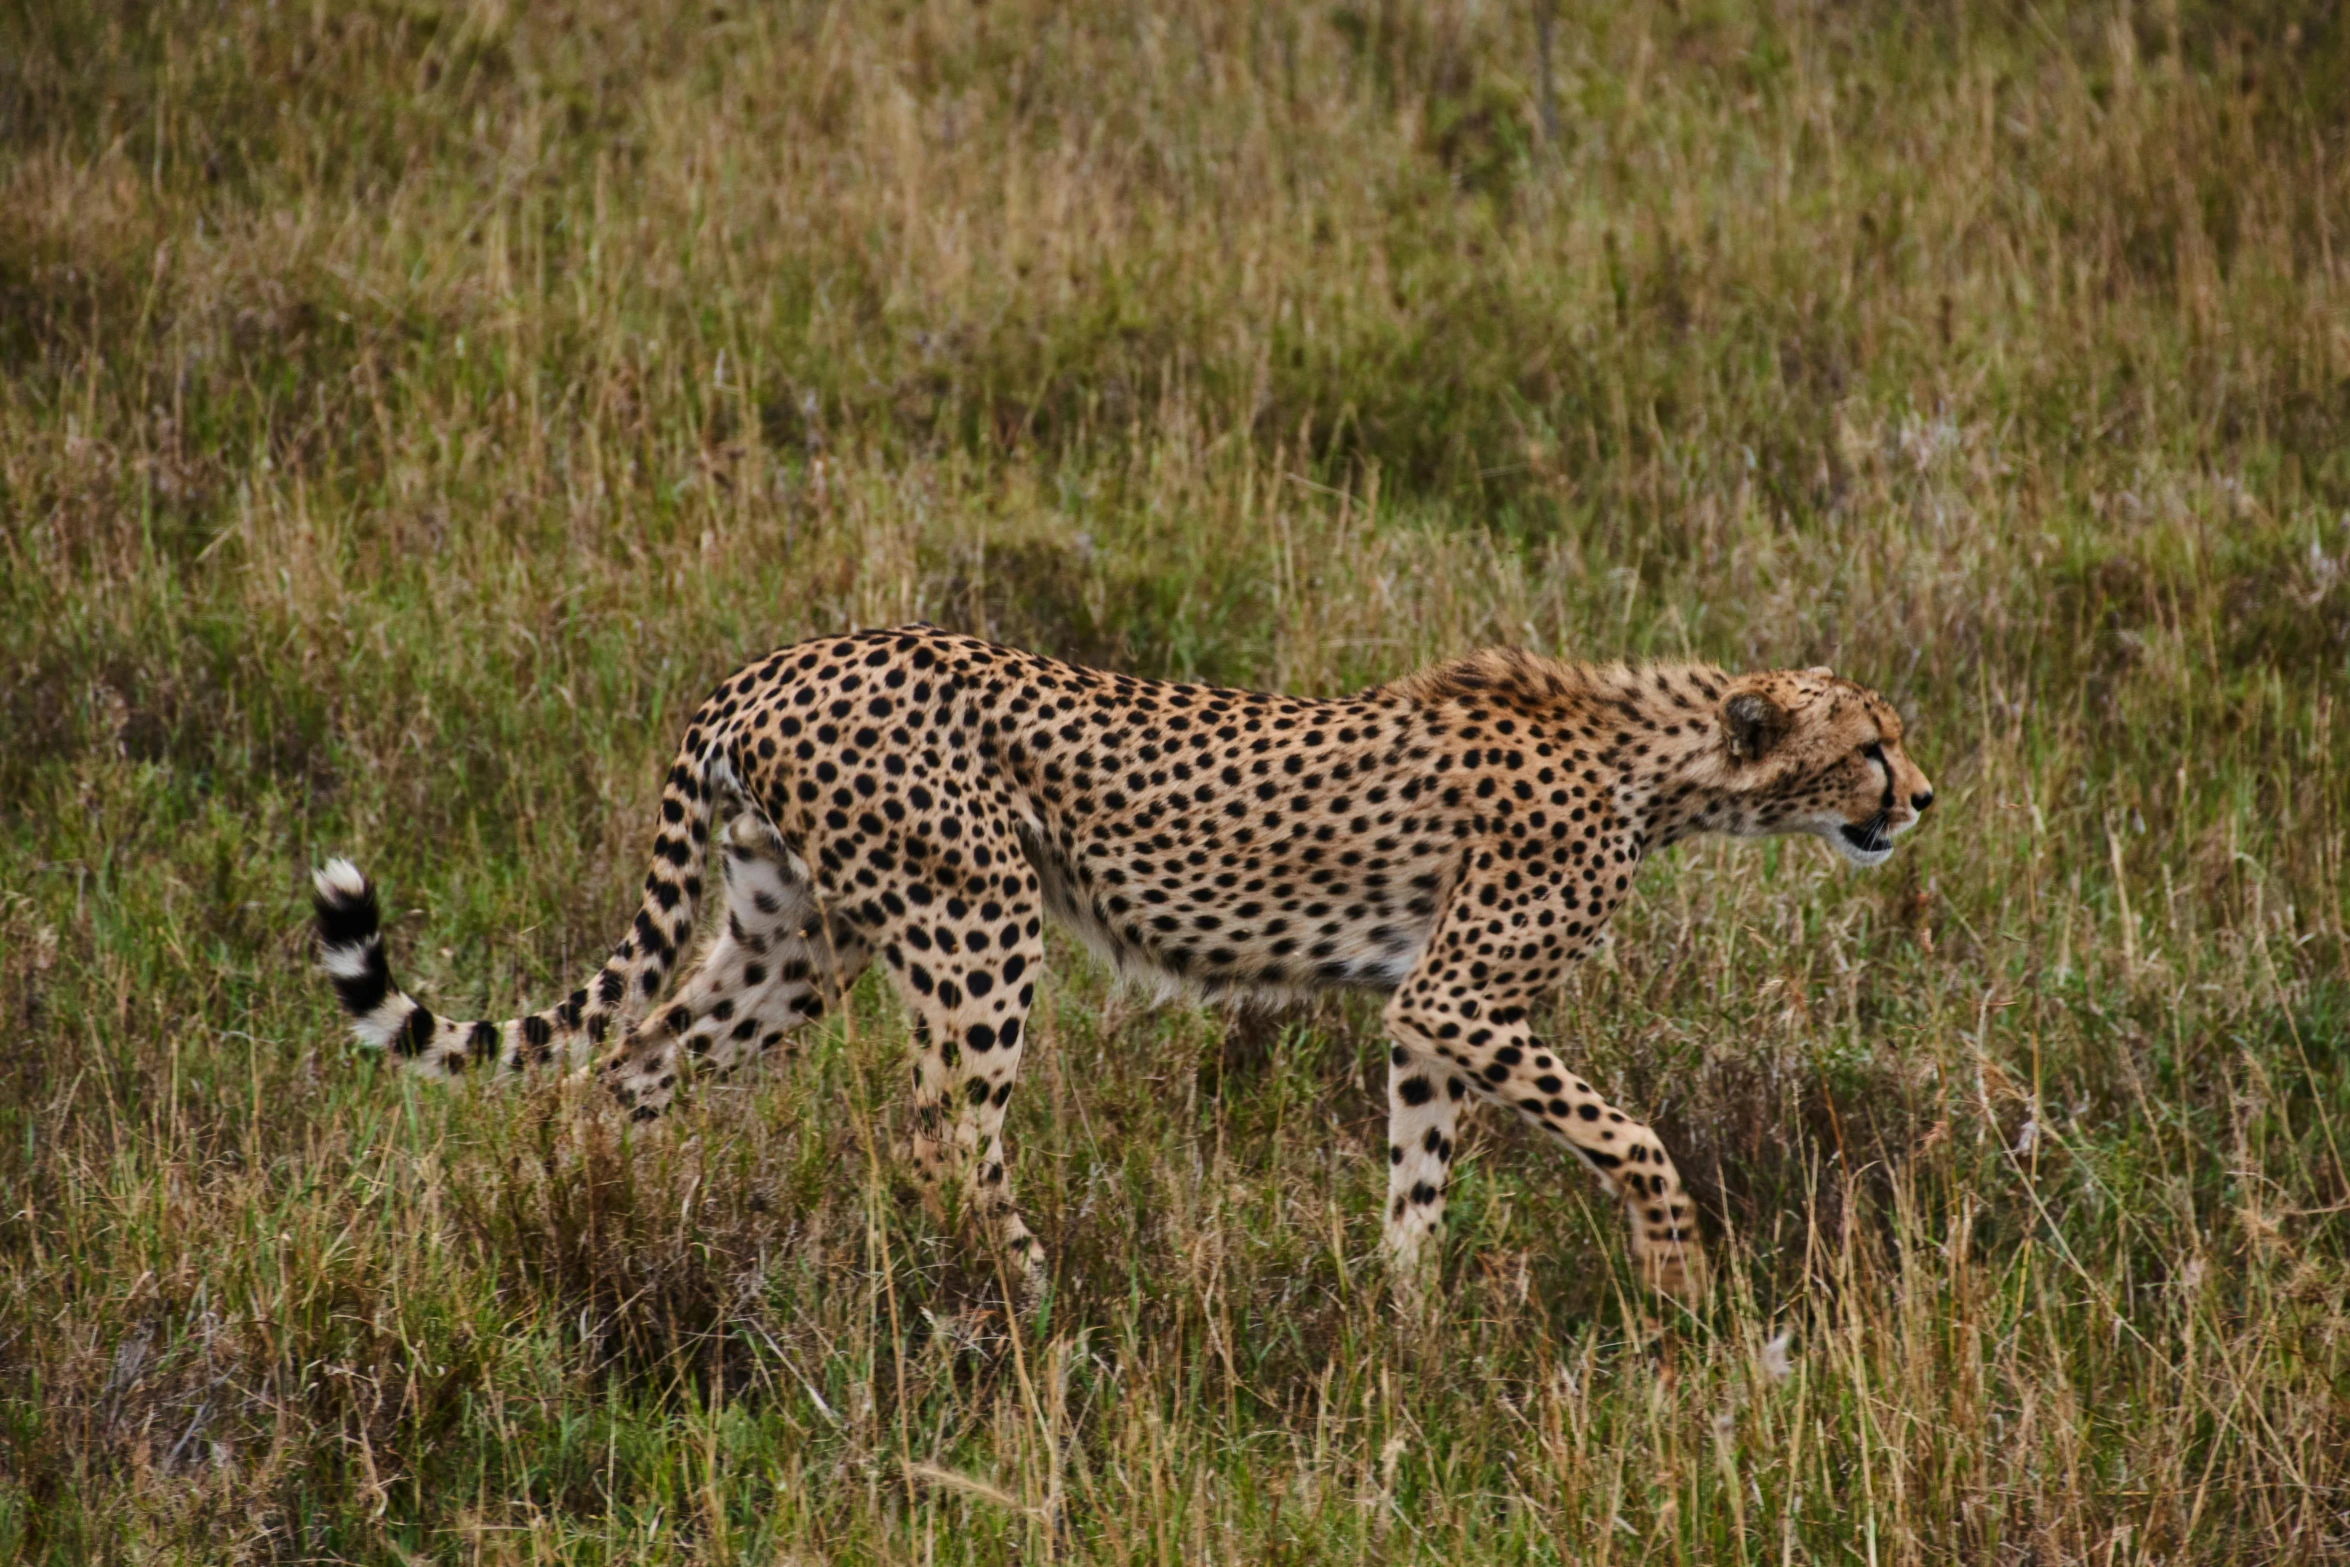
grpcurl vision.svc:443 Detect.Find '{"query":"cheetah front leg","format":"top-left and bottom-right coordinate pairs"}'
top-left (1381, 862), bottom-right (1705, 1304)
top-left (882, 896), bottom-right (1051, 1307)
top-left (1381, 1041), bottom-right (1468, 1305)
top-left (1520, 1069), bottom-right (1703, 1301)
top-left (1386, 994), bottom-right (1704, 1302)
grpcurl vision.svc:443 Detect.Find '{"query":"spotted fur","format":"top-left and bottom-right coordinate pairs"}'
top-left (313, 627), bottom-right (1934, 1303)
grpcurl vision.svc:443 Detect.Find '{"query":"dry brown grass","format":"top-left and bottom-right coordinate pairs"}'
top-left (2, 1), bottom-right (2347, 1560)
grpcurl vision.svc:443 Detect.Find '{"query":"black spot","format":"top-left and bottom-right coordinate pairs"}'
top-left (311, 877), bottom-right (381, 949)
top-left (395, 1007), bottom-right (437, 1058)
top-left (327, 945), bottom-right (392, 1019)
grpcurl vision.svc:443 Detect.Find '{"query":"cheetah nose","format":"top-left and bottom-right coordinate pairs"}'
top-left (1911, 790), bottom-right (1935, 813)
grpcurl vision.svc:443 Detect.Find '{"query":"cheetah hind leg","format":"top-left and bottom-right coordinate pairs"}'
top-left (600, 813), bottom-right (867, 1120)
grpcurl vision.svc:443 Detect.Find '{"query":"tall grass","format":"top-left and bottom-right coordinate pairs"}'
top-left (2, 0), bottom-right (2346, 1560)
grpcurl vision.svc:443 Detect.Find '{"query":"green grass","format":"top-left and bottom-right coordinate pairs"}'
top-left (3, 0), bottom-right (2348, 1560)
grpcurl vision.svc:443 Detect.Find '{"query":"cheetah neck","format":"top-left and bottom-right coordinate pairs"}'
top-left (1408, 654), bottom-right (1771, 856)
top-left (1586, 673), bottom-right (1788, 852)
top-left (1391, 648), bottom-right (1828, 865)
top-left (1394, 649), bottom-right (1761, 850)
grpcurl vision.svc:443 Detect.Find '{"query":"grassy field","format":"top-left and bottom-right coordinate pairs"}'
top-left (4, 0), bottom-right (2349, 1560)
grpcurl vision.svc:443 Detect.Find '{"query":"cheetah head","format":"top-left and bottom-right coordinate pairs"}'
top-left (1714, 668), bottom-right (1935, 868)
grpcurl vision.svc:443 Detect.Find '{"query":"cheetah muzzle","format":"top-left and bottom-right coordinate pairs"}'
top-left (313, 627), bottom-right (1934, 1310)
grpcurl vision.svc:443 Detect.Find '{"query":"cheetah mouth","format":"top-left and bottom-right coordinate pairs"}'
top-left (1836, 814), bottom-right (1895, 864)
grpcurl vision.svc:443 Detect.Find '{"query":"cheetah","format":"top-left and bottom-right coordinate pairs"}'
top-left (313, 625), bottom-right (1934, 1304)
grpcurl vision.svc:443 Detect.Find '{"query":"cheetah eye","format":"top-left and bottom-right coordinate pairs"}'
top-left (1860, 742), bottom-right (1887, 767)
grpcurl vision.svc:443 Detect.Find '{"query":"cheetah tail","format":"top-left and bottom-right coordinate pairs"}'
top-left (310, 730), bottom-right (726, 1080)
top-left (309, 858), bottom-right (510, 1076)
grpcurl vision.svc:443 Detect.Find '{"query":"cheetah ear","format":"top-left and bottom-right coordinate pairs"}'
top-left (1722, 690), bottom-right (1788, 761)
